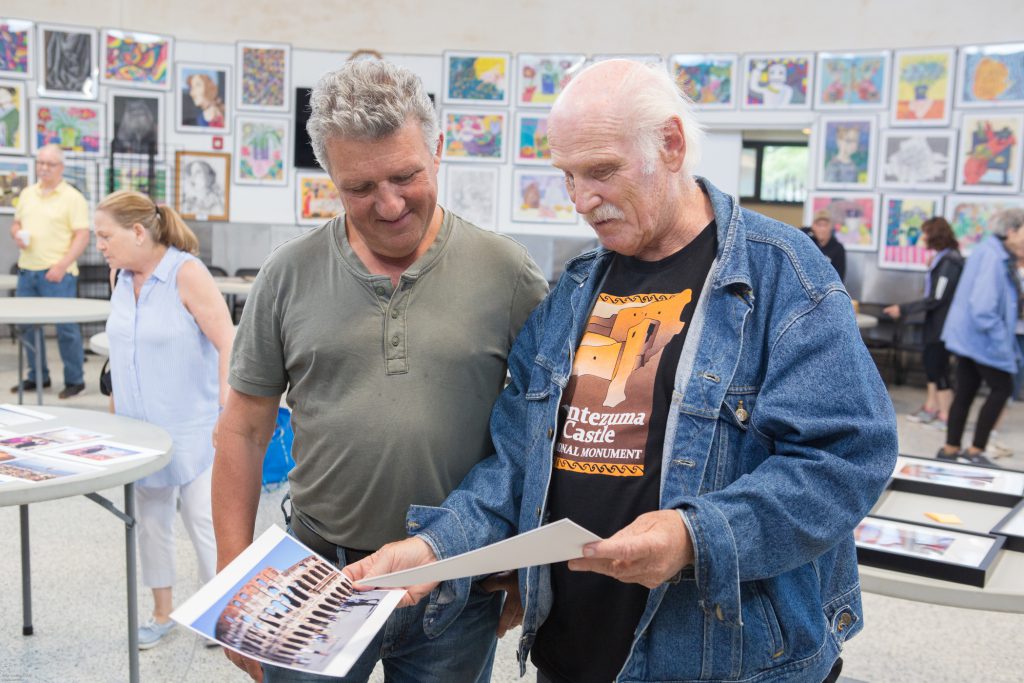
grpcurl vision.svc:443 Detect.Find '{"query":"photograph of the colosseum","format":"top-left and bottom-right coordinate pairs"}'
top-left (172, 526), bottom-right (403, 676)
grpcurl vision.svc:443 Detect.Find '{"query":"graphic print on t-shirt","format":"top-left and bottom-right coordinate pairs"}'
top-left (556, 288), bottom-right (694, 477)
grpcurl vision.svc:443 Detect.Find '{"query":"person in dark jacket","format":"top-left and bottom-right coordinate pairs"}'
top-left (804, 209), bottom-right (846, 281)
top-left (884, 216), bottom-right (964, 430)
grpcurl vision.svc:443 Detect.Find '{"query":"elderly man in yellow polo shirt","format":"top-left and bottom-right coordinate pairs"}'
top-left (9, 143), bottom-right (91, 398)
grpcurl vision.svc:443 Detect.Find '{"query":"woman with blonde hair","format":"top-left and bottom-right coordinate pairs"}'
top-left (95, 190), bottom-right (234, 648)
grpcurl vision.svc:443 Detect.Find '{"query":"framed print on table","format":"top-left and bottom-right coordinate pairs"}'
top-left (37, 23), bottom-right (98, 99)
top-left (30, 99), bottom-right (104, 157)
top-left (741, 52), bottom-right (813, 110)
top-left (878, 193), bottom-right (943, 271)
top-left (804, 192), bottom-right (879, 252)
top-left (855, 515), bottom-right (1004, 587)
top-left (944, 194), bottom-right (1024, 257)
top-left (991, 500), bottom-right (1024, 553)
top-left (443, 51), bottom-right (511, 106)
top-left (878, 129), bottom-right (956, 191)
top-left (516, 53), bottom-right (584, 108)
top-left (100, 29), bottom-right (172, 90)
top-left (668, 53), bottom-right (738, 109)
top-left (441, 109), bottom-right (507, 163)
top-left (0, 79), bottom-right (27, 154)
top-left (514, 111), bottom-right (551, 165)
top-left (512, 168), bottom-right (576, 225)
top-left (814, 115), bottom-right (876, 190)
top-left (956, 43), bottom-right (1024, 108)
top-left (236, 41), bottom-right (291, 113)
top-left (234, 116), bottom-right (289, 186)
top-left (444, 165), bottom-right (499, 230)
top-left (954, 112), bottom-right (1024, 194)
top-left (176, 63), bottom-right (230, 134)
top-left (0, 18), bottom-right (34, 80)
top-left (814, 50), bottom-right (890, 109)
top-left (889, 47), bottom-right (955, 127)
top-left (295, 172), bottom-right (341, 226)
top-left (888, 454), bottom-right (1024, 507)
top-left (175, 150), bottom-right (230, 221)
top-left (107, 90), bottom-right (163, 158)
top-left (0, 156), bottom-right (32, 214)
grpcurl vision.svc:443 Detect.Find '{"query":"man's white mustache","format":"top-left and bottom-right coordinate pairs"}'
top-left (585, 204), bottom-right (625, 225)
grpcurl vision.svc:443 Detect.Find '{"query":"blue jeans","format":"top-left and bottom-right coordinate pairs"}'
top-left (16, 268), bottom-right (84, 385)
top-left (263, 545), bottom-right (501, 683)
top-left (1015, 334), bottom-right (1024, 401)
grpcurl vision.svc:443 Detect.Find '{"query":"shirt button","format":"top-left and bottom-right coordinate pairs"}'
top-left (391, 335), bottom-right (400, 346)
top-left (375, 286), bottom-right (385, 295)
top-left (391, 310), bottom-right (399, 319)
top-left (547, 427), bottom-right (554, 439)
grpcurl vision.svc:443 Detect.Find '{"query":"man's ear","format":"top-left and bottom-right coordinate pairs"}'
top-left (661, 116), bottom-right (686, 173)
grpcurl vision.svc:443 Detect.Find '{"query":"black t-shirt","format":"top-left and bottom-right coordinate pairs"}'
top-left (532, 222), bottom-right (717, 682)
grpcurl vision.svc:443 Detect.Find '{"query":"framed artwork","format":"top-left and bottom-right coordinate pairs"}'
top-left (234, 116), bottom-right (289, 186)
top-left (889, 47), bottom-right (955, 127)
top-left (516, 53), bottom-right (585, 107)
top-left (889, 454), bottom-right (1024, 507)
top-left (444, 165), bottom-right (499, 230)
top-left (878, 129), bottom-right (956, 191)
top-left (591, 54), bottom-right (664, 67)
top-left (441, 109), bottom-right (507, 163)
top-left (37, 23), bottom-right (98, 100)
top-left (878, 193), bottom-right (944, 271)
top-left (0, 18), bottom-right (34, 79)
top-left (991, 500), bottom-right (1024, 553)
top-left (956, 43), bottom-right (1024, 108)
top-left (236, 42), bottom-right (291, 113)
top-left (954, 112), bottom-right (1023, 194)
top-left (512, 168), bottom-right (576, 224)
top-left (814, 51), bottom-right (890, 109)
top-left (514, 111), bottom-right (550, 165)
top-left (804, 192), bottom-right (879, 252)
top-left (0, 156), bottom-right (32, 214)
top-left (668, 53), bottom-right (738, 109)
top-left (855, 515), bottom-right (1004, 587)
top-left (63, 160), bottom-right (98, 207)
top-left (944, 194), bottom-right (1024, 258)
top-left (814, 115), bottom-right (876, 190)
top-left (104, 163), bottom-right (170, 205)
top-left (30, 99), bottom-right (104, 157)
top-left (176, 63), bottom-right (230, 134)
top-left (741, 53), bottom-right (813, 110)
top-left (175, 150), bottom-right (230, 221)
top-left (295, 172), bottom-right (341, 226)
top-left (443, 51), bottom-right (511, 106)
top-left (0, 79), bottom-right (27, 154)
top-left (100, 29), bottom-right (172, 90)
top-left (107, 90), bottom-right (163, 158)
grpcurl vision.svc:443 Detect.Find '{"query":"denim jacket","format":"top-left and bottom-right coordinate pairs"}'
top-left (407, 178), bottom-right (898, 682)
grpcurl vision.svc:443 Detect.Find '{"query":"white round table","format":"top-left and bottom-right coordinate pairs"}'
top-left (89, 331), bottom-right (109, 357)
top-left (0, 273), bottom-right (18, 290)
top-left (856, 313), bottom-right (879, 329)
top-left (0, 298), bottom-right (111, 405)
top-left (213, 276), bottom-right (254, 296)
top-left (0, 406), bottom-right (172, 683)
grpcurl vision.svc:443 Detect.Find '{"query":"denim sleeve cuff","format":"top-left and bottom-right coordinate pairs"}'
top-left (680, 500), bottom-right (742, 627)
top-left (406, 504), bottom-right (473, 638)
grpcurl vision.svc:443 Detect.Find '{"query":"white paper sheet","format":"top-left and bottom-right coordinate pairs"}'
top-left (360, 519), bottom-right (602, 588)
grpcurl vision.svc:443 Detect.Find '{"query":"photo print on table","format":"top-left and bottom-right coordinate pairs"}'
top-left (45, 440), bottom-right (161, 465)
top-left (0, 455), bottom-right (97, 483)
top-left (100, 29), bottom-right (172, 90)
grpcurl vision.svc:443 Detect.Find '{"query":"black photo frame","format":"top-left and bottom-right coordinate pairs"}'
top-left (887, 454), bottom-right (1024, 507)
top-left (991, 499), bottom-right (1024, 553)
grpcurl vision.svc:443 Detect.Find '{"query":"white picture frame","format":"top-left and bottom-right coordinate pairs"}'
top-left (444, 165), bottom-right (499, 230)
top-left (877, 129), bottom-right (957, 191)
top-left (814, 114), bottom-right (877, 191)
top-left (511, 168), bottom-right (578, 225)
top-left (0, 79), bottom-right (28, 155)
top-left (106, 89), bottom-right (164, 159)
top-left (442, 50), bottom-right (511, 106)
top-left (878, 193), bottom-right (945, 272)
top-left (234, 115), bottom-right (290, 186)
top-left (99, 28), bottom-right (173, 91)
top-left (0, 18), bottom-right (35, 80)
top-left (955, 43), bottom-right (1024, 109)
top-left (36, 22), bottom-right (98, 100)
top-left (441, 108), bottom-right (508, 164)
top-left (29, 99), bottom-right (105, 158)
top-left (0, 155), bottom-right (33, 214)
top-left (235, 41), bottom-right (291, 113)
top-left (741, 52), bottom-right (814, 110)
top-left (889, 47), bottom-right (956, 128)
top-left (954, 111), bottom-right (1024, 194)
top-left (814, 50), bottom-right (890, 110)
top-left (667, 53), bottom-right (738, 110)
top-left (175, 62), bottom-right (231, 135)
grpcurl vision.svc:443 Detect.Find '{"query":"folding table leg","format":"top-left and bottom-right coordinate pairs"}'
top-left (20, 504), bottom-right (32, 636)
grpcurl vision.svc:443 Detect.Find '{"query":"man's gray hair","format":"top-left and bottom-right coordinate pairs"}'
top-left (991, 207), bottom-right (1024, 238)
top-left (38, 143), bottom-right (65, 163)
top-left (306, 60), bottom-right (439, 173)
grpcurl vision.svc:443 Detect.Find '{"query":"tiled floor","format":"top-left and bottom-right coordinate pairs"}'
top-left (0, 337), bottom-right (1021, 682)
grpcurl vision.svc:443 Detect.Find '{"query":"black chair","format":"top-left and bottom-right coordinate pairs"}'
top-left (76, 264), bottom-right (112, 300)
top-left (232, 267), bottom-right (260, 323)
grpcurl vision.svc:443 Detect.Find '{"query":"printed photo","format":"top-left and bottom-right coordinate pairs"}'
top-left (0, 433), bottom-right (60, 451)
top-left (442, 110), bottom-right (507, 163)
top-left (855, 517), bottom-right (997, 567)
top-left (46, 440), bottom-right (161, 465)
top-left (668, 54), bottom-right (737, 109)
top-left (100, 29), bottom-right (172, 90)
top-left (444, 165), bottom-right (499, 230)
top-left (0, 403), bottom-right (54, 426)
top-left (30, 426), bottom-right (111, 444)
top-left (443, 51), bottom-right (511, 106)
top-left (0, 455), bottom-right (96, 482)
top-left (175, 151), bottom-right (230, 221)
top-left (177, 63), bottom-right (230, 133)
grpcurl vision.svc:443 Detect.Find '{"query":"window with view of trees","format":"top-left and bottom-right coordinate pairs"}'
top-left (739, 141), bottom-right (808, 204)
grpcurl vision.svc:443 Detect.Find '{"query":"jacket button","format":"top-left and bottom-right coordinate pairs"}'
top-left (535, 506), bottom-right (542, 518)
top-left (547, 427), bottom-right (554, 438)
top-left (837, 612), bottom-right (852, 631)
top-left (715, 604), bottom-right (724, 621)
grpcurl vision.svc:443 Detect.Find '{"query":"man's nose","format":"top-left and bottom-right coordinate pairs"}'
top-left (375, 186), bottom-right (405, 221)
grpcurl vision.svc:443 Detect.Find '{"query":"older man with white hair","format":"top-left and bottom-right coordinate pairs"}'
top-left (349, 59), bottom-right (898, 683)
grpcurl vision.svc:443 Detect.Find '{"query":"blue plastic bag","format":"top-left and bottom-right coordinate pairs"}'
top-left (262, 407), bottom-right (295, 490)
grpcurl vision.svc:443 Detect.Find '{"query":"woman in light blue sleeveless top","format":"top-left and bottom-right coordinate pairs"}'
top-left (96, 190), bottom-right (235, 649)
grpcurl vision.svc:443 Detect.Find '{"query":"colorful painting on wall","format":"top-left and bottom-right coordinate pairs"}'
top-left (957, 43), bottom-right (1024, 108)
top-left (30, 99), bottom-right (104, 156)
top-left (444, 165), bottom-right (498, 230)
top-left (237, 42), bottom-right (290, 112)
top-left (104, 164), bottom-right (170, 205)
top-left (668, 54), bottom-right (737, 109)
top-left (0, 18), bottom-right (33, 79)
top-left (815, 116), bottom-right (876, 190)
top-left (235, 116), bottom-right (288, 186)
top-left (814, 51), bottom-right (889, 109)
top-left (890, 48), bottom-right (955, 127)
top-left (742, 53), bottom-right (812, 109)
top-left (176, 63), bottom-right (230, 134)
top-left (514, 112), bottom-right (550, 165)
top-left (878, 129), bottom-right (956, 191)
top-left (954, 112), bottom-right (1023, 194)
top-left (944, 195), bottom-right (1024, 257)
top-left (441, 109), bottom-right (507, 163)
top-left (512, 169), bottom-right (576, 224)
top-left (443, 51), bottom-right (511, 106)
top-left (516, 53), bottom-right (585, 107)
top-left (296, 173), bottom-right (341, 226)
top-left (0, 79), bottom-right (27, 154)
top-left (879, 194), bottom-right (944, 271)
top-left (0, 156), bottom-right (32, 214)
top-left (100, 29), bottom-right (171, 90)
top-left (38, 23), bottom-right (98, 99)
top-left (805, 192), bottom-right (879, 251)
top-left (107, 90), bottom-right (162, 157)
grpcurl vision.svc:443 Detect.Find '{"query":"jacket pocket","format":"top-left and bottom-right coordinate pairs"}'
top-left (704, 387), bottom-right (758, 493)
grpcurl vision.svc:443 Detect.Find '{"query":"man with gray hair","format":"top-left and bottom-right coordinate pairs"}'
top-left (213, 59), bottom-right (547, 681)
top-left (347, 59), bottom-right (897, 683)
